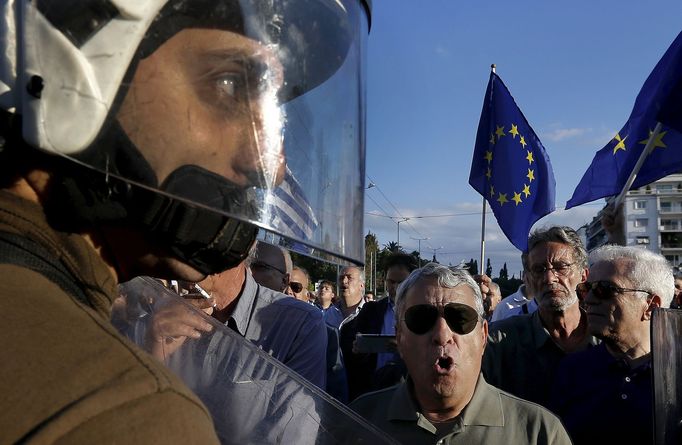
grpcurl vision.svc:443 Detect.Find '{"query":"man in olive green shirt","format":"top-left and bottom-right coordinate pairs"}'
top-left (350, 263), bottom-right (571, 444)
top-left (482, 226), bottom-right (597, 407)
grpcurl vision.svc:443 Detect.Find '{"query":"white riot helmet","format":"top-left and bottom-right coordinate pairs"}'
top-left (0, 0), bottom-right (370, 273)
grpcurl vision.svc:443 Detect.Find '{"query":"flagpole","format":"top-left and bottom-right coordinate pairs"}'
top-left (479, 64), bottom-right (496, 274)
top-left (614, 121), bottom-right (663, 208)
top-left (480, 196), bottom-right (487, 273)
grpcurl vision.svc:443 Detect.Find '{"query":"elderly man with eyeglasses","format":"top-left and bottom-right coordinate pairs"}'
top-left (481, 226), bottom-right (599, 407)
top-left (549, 245), bottom-right (673, 445)
top-left (350, 263), bottom-right (570, 444)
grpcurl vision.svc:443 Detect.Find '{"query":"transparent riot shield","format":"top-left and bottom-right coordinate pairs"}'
top-left (651, 308), bottom-right (682, 445)
top-left (113, 277), bottom-right (397, 444)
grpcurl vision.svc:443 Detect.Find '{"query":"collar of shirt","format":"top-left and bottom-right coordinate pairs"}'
top-left (531, 307), bottom-right (599, 351)
top-left (601, 344), bottom-right (652, 375)
top-left (226, 271), bottom-right (259, 336)
top-left (337, 298), bottom-right (366, 328)
top-left (386, 374), bottom-right (504, 435)
top-left (511, 285), bottom-right (528, 303)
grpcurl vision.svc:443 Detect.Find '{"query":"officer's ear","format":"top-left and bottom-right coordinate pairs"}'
top-left (642, 294), bottom-right (662, 321)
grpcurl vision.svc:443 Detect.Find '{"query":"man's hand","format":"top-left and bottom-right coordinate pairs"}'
top-left (473, 274), bottom-right (501, 318)
top-left (146, 295), bottom-right (215, 360)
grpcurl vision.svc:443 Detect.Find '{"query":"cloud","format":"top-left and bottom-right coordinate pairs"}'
top-left (542, 127), bottom-right (588, 142)
top-left (434, 45), bottom-right (450, 57)
top-left (364, 202), bottom-right (602, 280)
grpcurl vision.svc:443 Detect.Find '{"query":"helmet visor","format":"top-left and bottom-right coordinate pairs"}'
top-left (30, 0), bottom-right (368, 266)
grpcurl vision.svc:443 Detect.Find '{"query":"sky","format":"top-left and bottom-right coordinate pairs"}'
top-left (362, 0), bottom-right (682, 277)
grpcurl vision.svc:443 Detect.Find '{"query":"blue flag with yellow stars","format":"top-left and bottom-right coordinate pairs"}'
top-left (469, 72), bottom-right (556, 252)
top-left (566, 30), bottom-right (682, 209)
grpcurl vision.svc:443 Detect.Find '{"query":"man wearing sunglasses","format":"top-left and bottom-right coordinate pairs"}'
top-left (482, 226), bottom-right (598, 407)
top-left (250, 241), bottom-right (293, 293)
top-left (550, 245), bottom-right (673, 445)
top-left (288, 267), bottom-right (312, 303)
top-left (350, 263), bottom-right (571, 444)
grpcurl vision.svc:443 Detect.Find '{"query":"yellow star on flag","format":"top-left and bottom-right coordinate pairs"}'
top-left (495, 125), bottom-right (506, 139)
top-left (519, 135), bottom-right (527, 148)
top-left (497, 193), bottom-right (508, 205)
top-left (512, 192), bottom-right (522, 206)
top-left (484, 151), bottom-right (493, 163)
top-left (509, 124), bottom-right (519, 139)
top-left (638, 129), bottom-right (668, 149)
top-left (489, 133), bottom-right (496, 145)
top-left (486, 167), bottom-right (492, 179)
top-left (612, 133), bottom-right (627, 154)
top-left (526, 151), bottom-right (534, 164)
top-left (526, 168), bottom-right (535, 182)
top-left (489, 185), bottom-right (495, 197)
top-left (522, 184), bottom-right (531, 197)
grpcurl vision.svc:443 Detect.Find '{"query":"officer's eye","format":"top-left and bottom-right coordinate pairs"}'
top-left (215, 73), bottom-right (245, 99)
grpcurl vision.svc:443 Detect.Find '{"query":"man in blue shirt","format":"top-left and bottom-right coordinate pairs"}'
top-left (550, 245), bottom-right (674, 445)
top-left (316, 280), bottom-right (344, 329)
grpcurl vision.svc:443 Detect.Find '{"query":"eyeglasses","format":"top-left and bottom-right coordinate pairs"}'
top-left (403, 303), bottom-right (482, 336)
top-left (527, 262), bottom-right (575, 279)
top-left (576, 280), bottom-right (652, 300)
top-left (251, 261), bottom-right (285, 275)
top-left (289, 282), bottom-right (303, 293)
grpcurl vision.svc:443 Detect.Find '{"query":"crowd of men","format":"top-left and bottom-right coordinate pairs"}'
top-left (132, 227), bottom-right (675, 445)
top-left (0, 1), bottom-right (678, 444)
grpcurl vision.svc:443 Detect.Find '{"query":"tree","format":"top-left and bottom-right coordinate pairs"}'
top-left (365, 232), bottom-right (379, 292)
top-left (485, 258), bottom-right (493, 277)
top-left (465, 258), bottom-right (478, 275)
top-left (290, 252), bottom-right (338, 286)
top-left (383, 241), bottom-right (402, 253)
top-left (499, 262), bottom-right (509, 280)
top-left (409, 250), bottom-right (423, 267)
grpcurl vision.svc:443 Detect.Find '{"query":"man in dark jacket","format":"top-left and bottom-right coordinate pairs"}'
top-left (342, 253), bottom-right (417, 401)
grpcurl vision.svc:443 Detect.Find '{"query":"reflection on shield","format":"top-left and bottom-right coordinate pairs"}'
top-left (652, 308), bottom-right (682, 445)
top-left (113, 277), bottom-right (397, 444)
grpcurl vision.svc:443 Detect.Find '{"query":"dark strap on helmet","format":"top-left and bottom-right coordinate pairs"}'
top-left (0, 231), bottom-right (89, 305)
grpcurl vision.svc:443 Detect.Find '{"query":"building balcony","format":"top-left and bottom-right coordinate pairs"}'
top-left (659, 208), bottom-right (682, 214)
top-left (661, 244), bottom-right (682, 249)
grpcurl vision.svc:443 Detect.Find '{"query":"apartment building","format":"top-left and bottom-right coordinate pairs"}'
top-left (583, 173), bottom-right (682, 271)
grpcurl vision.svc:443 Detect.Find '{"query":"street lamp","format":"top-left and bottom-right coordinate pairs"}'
top-left (431, 246), bottom-right (443, 262)
top-left (395, 217), bottom-right (409, 248)
top-left (411, 237), bottom-right (430, 267)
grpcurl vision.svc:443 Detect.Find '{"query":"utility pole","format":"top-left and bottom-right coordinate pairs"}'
top-left (411, 236), bottom-right (429, 267)
top-left (395, 217), bottom-right (409, 249)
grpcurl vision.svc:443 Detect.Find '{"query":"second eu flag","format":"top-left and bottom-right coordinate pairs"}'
top-left (566, 30), bottom-right (682, 209)
top-left (469, 72), bottom-right (556, 252)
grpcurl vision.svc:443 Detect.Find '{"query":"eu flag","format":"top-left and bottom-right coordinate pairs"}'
top-left (469, 72), bottom-right (556, 251)
top-left (566, 31), bottom-right (682, 209)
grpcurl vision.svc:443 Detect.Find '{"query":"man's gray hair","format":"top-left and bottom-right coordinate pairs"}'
top-left (525, 226), bottom-right (588, 270)
top-left (342, 265), bottom-right (365, 282)
top-left (394, 262), bottom-right (485, 325)
top-left (589, 245), bottom-right (674, 307)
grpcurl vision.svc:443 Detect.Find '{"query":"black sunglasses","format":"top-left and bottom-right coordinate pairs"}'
top-left (576, 280), bottom-right (652, 300)
top-left (251, 261), bottom-right (286, 275)
top-left (290, 282), bottom-right (304, 293)
top-left (403, 303), bottom-right (482, 335)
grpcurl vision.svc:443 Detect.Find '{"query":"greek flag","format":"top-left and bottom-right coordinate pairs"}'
top-left (269, 167), bottom-right (319, 241)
